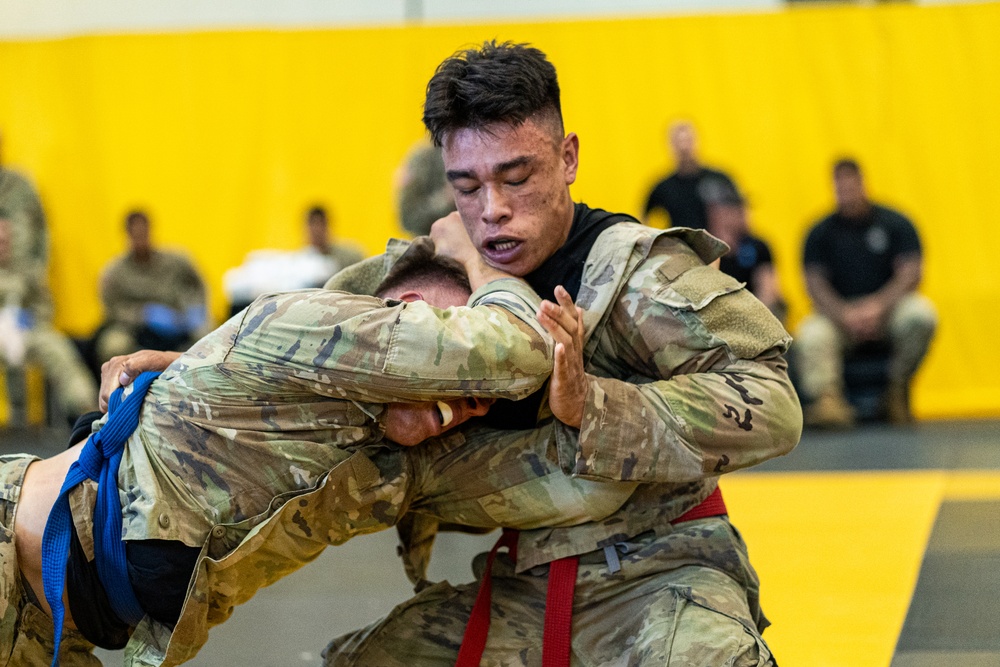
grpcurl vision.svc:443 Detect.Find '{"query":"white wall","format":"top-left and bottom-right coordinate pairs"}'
top-left (0, 0), bottom-right (783, 38)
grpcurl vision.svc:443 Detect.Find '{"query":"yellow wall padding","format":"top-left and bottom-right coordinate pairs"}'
top-left (1, 3), bottom-right (999, 419)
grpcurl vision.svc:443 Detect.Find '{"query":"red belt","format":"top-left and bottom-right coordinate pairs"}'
top-left (454, 486), bottom-right (727, 667)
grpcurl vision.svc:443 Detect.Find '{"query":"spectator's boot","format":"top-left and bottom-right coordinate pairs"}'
top-left (884, 382), bottom-right (913, 425)
top-left (804, 391), bottom-right (855, 429)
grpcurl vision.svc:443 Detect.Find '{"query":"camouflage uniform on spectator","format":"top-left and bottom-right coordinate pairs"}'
top-left (0, 214), bottom-right (96, 418)
top-left (396, 143), bottom-right (455, 237)
top-left (0, 166), bottom-right (47, 270)
top-left (96, 242), bottom-right (207, 363)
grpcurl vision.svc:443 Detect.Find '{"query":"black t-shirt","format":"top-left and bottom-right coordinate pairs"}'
top-left (719, 234), bottom-right (773, 295)
top-left (525, 203), bottom-right (636, 301)
top-left (803, 204), bottom-right (921, 298)
top-left (482, 203), bottom-right (635, 430)
top-left (644, 167), bottom-right (735, 230)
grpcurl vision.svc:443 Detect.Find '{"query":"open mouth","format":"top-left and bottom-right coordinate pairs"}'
top-left (488, 239), bottom-right (519, 252)
top-left (436, 401), bottom-right (454, 428)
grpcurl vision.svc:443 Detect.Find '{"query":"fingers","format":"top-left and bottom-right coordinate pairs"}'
top-left (538, 286), bottom-right (583, 346)
top-left (98, 350), bottom-right (181, 412)
top-left (99, 355), bottom-right (129, 413)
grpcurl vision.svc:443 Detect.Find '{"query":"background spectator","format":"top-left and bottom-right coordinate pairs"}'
top-left (0, 130), bottom-right (47, 272)
top-left (395, 142), bottom-right (455, 237)
top-left (643, 120), bottom-right (736, 230)
top-left (796, 159), bottom-right (937, 428)
top-left (0, 211), bottom-right (95, 421)
top-left (94, 210), bottom-right (208, 363)
top-left (223, 205), bottom-right (365, 316)
top-left (704, 181), bottom-right (787, 323)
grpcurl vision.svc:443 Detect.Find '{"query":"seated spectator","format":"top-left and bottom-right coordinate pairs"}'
top-left (0, 211), bottom-right (96, 421)
top-left (305, 204), bottom-right (365, 272)
top-left (223, 205), bottom-right (365, 316)
top-left (93, 210), bottom-right (208, 363)
top-left (704, 182), bottom-right (787, 322)
top-left (643, 121), bottom-right (737, 230)
top-left (0, 130), bottom-right (48, 272)
top-left (395, 141), bottom-right (455, 237)
top-left (797, 159), bottom-right (937, 427)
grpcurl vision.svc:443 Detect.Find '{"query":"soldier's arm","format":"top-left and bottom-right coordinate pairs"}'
top-left (553, 250), bottom-right (802, 484)
top-left (23, 264), bottom-right (54, 323)
top-left (234, 281), bottom-right (554, 405)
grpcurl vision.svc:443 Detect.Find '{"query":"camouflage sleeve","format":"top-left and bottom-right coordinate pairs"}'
top-left (232, 281), bottom-right (553, 404)
top-left (559, 255), bottom-right (802, 483)
top-left (23, 264), bottom-right (54, 323)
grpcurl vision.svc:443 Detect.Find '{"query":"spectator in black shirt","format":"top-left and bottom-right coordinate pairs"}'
top-left (797, 159), bottom-right (937, 427)
top-left (704, 182), bottom-right (786, 323)
top-left (643, 121), bottom-right (736, 230)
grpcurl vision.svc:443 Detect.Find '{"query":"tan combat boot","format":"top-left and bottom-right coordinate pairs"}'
top-left (804, 391), bottom-right (856, 429)
top-left (884, 383), bottom-right (913, 425)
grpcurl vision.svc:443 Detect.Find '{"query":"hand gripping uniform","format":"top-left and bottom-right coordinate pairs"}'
top-left (0, 279), bottom-right (555, 667)
top-left (322, 209), bottom-right (802, 667)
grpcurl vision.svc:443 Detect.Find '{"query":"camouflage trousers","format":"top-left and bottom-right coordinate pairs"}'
top-left (323, 517), bottom-right (775, 667)
top-left (23, 325), bottom-right (99, 417)
top-left (794, 292), bottom-right (937, 401)
top-left (0, 454), bottom-right (100, 666)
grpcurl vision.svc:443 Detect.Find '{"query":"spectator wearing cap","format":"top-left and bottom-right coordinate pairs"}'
top-left (797, 158), bottom-right (936, 428)
top-left (704, 181), bottom-right (786, 323)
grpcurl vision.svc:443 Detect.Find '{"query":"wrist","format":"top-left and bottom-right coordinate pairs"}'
top-left (465, 258), bottom-right (512, 290)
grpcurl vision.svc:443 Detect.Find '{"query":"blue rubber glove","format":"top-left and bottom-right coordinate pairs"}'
top-left (142, 303), bottom-right (184, 338)
top-left (183, 305), bottom-right (207, 333)
top-left (15, 308), bottom-right (34, 331)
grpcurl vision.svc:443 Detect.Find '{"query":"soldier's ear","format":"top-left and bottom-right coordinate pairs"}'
top-left (396, 290), bottom-right (424, 303)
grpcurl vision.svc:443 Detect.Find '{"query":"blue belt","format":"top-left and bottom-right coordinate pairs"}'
top-left (40, 371), bottom-right (161, 666)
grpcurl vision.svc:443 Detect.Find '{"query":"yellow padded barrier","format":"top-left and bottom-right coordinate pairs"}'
top-left (1, 3), bottom-right (998, 419)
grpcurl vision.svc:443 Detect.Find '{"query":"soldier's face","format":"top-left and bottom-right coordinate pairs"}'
top-left (382, 397), bottom-right (494, 446)
top-left (442, 117), bottom-right (579, 276)
top-left (834, 169), bottom-right (866, 215)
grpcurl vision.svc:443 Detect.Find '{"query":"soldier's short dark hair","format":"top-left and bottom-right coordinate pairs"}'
top-left (833, 158), bottom-right (862, 178)
top-left (125, 210), bottom-right (149, 231)
top-left (375, 237), bottom-right (471, 298)
top-left (307, 205), bottom-right (327, 222)
top-left (423, 40), bottom-right (564, 147)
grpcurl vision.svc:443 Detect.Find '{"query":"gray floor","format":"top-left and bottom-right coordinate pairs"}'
top-left (3, 419), bottom-right (1000, 665)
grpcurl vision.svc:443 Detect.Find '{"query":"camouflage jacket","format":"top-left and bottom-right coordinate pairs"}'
top-left (0, 168), bottom-right (47, 268)
top-left (74, 281), bottom-right (553, 666)
top-left (327, 222), bottom-right (802, 577)
top-left (0, 261), bottom-right (53, 322)
top-left (100, 249), bottom-right (207, 328)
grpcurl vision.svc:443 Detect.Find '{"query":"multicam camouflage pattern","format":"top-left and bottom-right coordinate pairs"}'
top-left (511, 222), bottom-right (801, 570)
top-left (0, 454), bottom-right (101, 667)
top-left (397, 144), bottom-right (455, 237)
top-left (101, 250), bottom-right (206, 330)
top-left (0, 263), bottom-right (98, 416)
top-left (0, 169), bottom-right (47, 269)
top-left (325, 519), bottom-right (774, 667)
top-left (0, 262), bottom-right (52, 322)
top-left (323, 220), bottom-right (801, 665)
top-left (110, 280), bottom-right (554, 665)
top-left (97, 248), bottom-right (209, 360)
